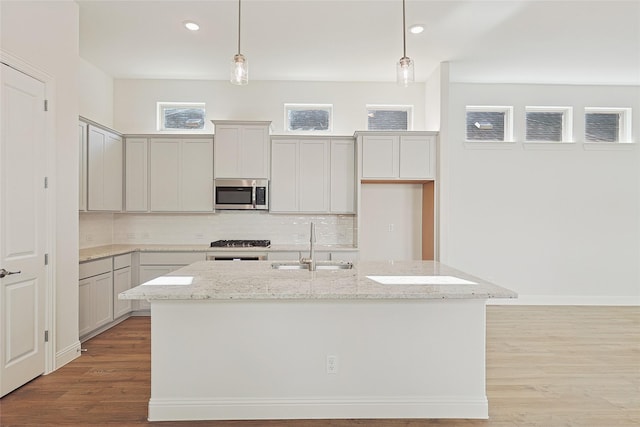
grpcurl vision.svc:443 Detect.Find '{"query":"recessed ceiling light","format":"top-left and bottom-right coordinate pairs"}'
top-left (183, 21), bottom-right (200, 31)
top-left (409, 24), bottom-right (424, 34)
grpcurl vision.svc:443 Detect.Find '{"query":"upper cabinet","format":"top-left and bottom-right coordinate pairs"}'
top-left (213, 120), bottom-right (271, 179)
top-left (79, 121), bottom-right (88, 211)
top-left (271, 137), bottom-right (355, 214)
top-left (357, 132), bottom-right (436, 180)
top-left (87, 123), bottom-right (123, 211)
top-left (149, 137), bottom-right (214, 212)
top-left (124, 137), bottom-right (148, 212)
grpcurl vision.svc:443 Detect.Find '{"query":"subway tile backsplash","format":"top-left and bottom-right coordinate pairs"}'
top-left (80, 212), bottom-right (356, 247)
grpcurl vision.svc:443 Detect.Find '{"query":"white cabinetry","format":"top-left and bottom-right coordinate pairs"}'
top-left (79, 121), bottom-right (88, 211)
top-left (271, 137), bottom-right (355, 213)
top-left (112, 254), bottom-right (132, 319)
top-left (79, 258), bottom-right (114, 339)
top-left (213, 120), bottom-right (270, 179)
top-left (125, 137), bottom-right (148, 212)
top-left (149, 137), bottom-right (213, 212)
top-left (358, 132), bottom-right (436, 180)
top-left (87, 124), bottom-right (123, 211)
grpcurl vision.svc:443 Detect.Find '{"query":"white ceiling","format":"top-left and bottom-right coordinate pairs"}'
top-left (78, 0), bottom-right (640, 85)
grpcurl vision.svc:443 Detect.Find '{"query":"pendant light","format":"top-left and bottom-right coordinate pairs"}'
top-left (230, 0), bottom-right (248, 85)
top-left (396, 0), bottom-right (414, 87)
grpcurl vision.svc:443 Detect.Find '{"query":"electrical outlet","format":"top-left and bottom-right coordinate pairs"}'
top-left (326, 355), bottom-right (338, 374)
top-left (388, 223), bottom-right (395, 232)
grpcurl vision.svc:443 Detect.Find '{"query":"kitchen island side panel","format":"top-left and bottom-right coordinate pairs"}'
top-left (148, 299), bottom-right (487, 421)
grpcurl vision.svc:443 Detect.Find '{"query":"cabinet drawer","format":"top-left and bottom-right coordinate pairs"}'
top-left (113, 253), bottom-right (132, 270)
top-left (139, 252), bottom-right (205, 265)
top-left (79, 258), bottom-right (112, 279)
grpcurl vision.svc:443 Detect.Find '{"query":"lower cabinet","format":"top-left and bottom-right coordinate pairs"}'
top-left (113, 254), bottom-right (133, 319)
top-left (79, 258), bottom-right (114, 339)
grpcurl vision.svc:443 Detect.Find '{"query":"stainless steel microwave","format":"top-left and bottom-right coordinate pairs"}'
top-left (214, 179), bottom-right (269, 210)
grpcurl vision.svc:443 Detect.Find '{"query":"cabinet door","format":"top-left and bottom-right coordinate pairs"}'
top-left (214, 126), bottom-right (241, 178)
top-left (399, 135), bottom-right (435, 179)
top-left (93, 272), bottom-right (114, 329)
top-left (241, 126), bottom-right (269, 178)
top-left (79, 121), bottom-right (87, 211)
top-left (270, 140), bottom-right (299, 212)
top-left (330, 139), bottom-right (355, 213)
top-left (149, 139), bottom-right (180, 211)
top-left (125, 138), bottom-right (148, 212)
top-left (78, 278), bottom-right (92, 337)
top-left (113, 267), bottom-right (132, 319)
top-left (87, 125), bottom-right (123, 211)
top-left (181, 139), bottom-right (213, 212)
top-left (361, 135), bottom-right (399, 178)
top-left (299, 140), bottom-right (329, 212)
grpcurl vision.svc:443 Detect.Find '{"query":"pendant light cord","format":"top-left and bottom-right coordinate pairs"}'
top-left (237, 0), bottom-right (242, 55)
top-left (402, 0), bottom-right (407, 58)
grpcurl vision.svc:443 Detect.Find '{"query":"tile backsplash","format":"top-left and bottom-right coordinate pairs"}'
top-left (80, 212), bottom-right (356, 247)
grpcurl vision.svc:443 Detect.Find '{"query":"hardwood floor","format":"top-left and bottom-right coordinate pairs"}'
top-left (1, 306), bottom-right (638, 426)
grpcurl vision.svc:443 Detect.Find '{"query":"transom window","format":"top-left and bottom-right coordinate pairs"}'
top-left (367, 105), bottom-right (413, 131)
top-left (585, 107), bottom-right (632, 143)
top-left (525, 106), bottom-right (572, 142)
top-left (157, 102), bottom-right (206, 131)
top-left (465, 106), bottom-right (513, 142)
top-left (285, 104), bottom-right (332, 133)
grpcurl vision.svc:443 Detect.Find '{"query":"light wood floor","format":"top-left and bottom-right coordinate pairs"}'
top-left (1, 306), bottom-right (638, 426)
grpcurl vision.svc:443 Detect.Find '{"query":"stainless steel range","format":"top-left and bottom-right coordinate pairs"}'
top-left (210, 240), bottom-right (271, 248)
top-left (207, 240), bottom-right (270, 261)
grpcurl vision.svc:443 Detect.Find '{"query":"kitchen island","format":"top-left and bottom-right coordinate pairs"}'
top-left (120, 260), bottom-right (516, 421)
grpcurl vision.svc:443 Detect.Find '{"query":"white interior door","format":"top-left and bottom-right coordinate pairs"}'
top-left (0, 63), bottom-right (47, 397)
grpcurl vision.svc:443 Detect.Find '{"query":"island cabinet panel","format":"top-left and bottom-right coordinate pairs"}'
top-left (87, 124), bottom-right (123, 211)
top-left (359, 132), bottom-right (436, 180)
top-left (124, 137), bottom-right (148, 212)
top-left (148, 138), bottom-right (213, 212)
top-left (213, 121), bottom-right (270, 179)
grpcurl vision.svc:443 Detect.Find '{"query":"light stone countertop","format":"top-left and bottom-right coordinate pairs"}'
top-left (119, 260), bottom-right (517, 301)
top-left (79, 244), bottom-right (357, 262)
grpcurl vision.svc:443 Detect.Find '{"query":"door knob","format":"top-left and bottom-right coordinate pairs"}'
top-left (0, 268), bottom-right (21, 278)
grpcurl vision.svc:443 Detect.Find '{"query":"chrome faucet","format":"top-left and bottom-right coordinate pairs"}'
top-left (301, 222), bottom-right (316, 271)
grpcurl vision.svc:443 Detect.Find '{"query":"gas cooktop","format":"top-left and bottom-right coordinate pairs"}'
top-left (210, 239), bottom-right (271, 248)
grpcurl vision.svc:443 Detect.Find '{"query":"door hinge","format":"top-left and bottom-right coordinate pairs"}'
top-left (44, 100), bottom-right (48, 112)
top-left (44, 330), bottom-right (49, 342)
top-left (44, 177), bottom-right (48, 189)
top-left (44, 253), bottom-right (49, 265)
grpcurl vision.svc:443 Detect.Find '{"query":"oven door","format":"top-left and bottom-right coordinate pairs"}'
top-left (206, 253), bottom-right (267, 261)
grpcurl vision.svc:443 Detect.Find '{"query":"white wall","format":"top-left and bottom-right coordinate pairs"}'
top-left (1, 0), bottom-right (80, 365)
top-left (440, 82), bottom-right (640, 304)
top-left (113, 79), bottom-right (426, 134)
top-left (79, 58), bottom-right (114, 127)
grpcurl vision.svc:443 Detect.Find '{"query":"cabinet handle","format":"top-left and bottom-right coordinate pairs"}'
top-left (0, 268), bottom-right (21, 278)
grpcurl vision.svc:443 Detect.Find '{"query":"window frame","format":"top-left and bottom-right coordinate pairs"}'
top-left (157, 102), bottom-right (206, 132)
top-left (584, 107), bottom-right (632, 143)
top-left (525, 106), bottom-right (573, 143)
top-left (366, 104), bottom-right (413, 131)
top-left (465, 106), bottom-right (513, 142)
top-left (284, 103), bottom-right (333, 134)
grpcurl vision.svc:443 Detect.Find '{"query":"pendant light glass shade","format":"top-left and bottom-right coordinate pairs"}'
top-left (231, 53), bottom-right (248, 85)
top-left (230, 0), bottom-right (248, 85)
top-left (397, 56), bottom-right (414, 87)
top-left (396, 0), bottom-right (414, 87)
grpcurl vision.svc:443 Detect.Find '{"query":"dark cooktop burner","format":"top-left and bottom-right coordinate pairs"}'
top-left (210, 239), bottom-right (271, 248)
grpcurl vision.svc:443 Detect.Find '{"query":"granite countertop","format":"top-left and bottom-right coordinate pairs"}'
top-left (119, 260), bottom-right (517, 301)
top-left (79, 244), bottom-right (358, 262)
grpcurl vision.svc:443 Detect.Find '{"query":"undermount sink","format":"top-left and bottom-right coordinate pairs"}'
top-left (271, 261), bottom-right (354, 270)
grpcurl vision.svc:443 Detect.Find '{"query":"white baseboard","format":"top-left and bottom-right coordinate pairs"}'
top-left (488, 295), bottom-right (640, 306)
top-left (54, 340), bottom-right (81, 371)
top-left (148, 396), bottom-right (488, 421)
